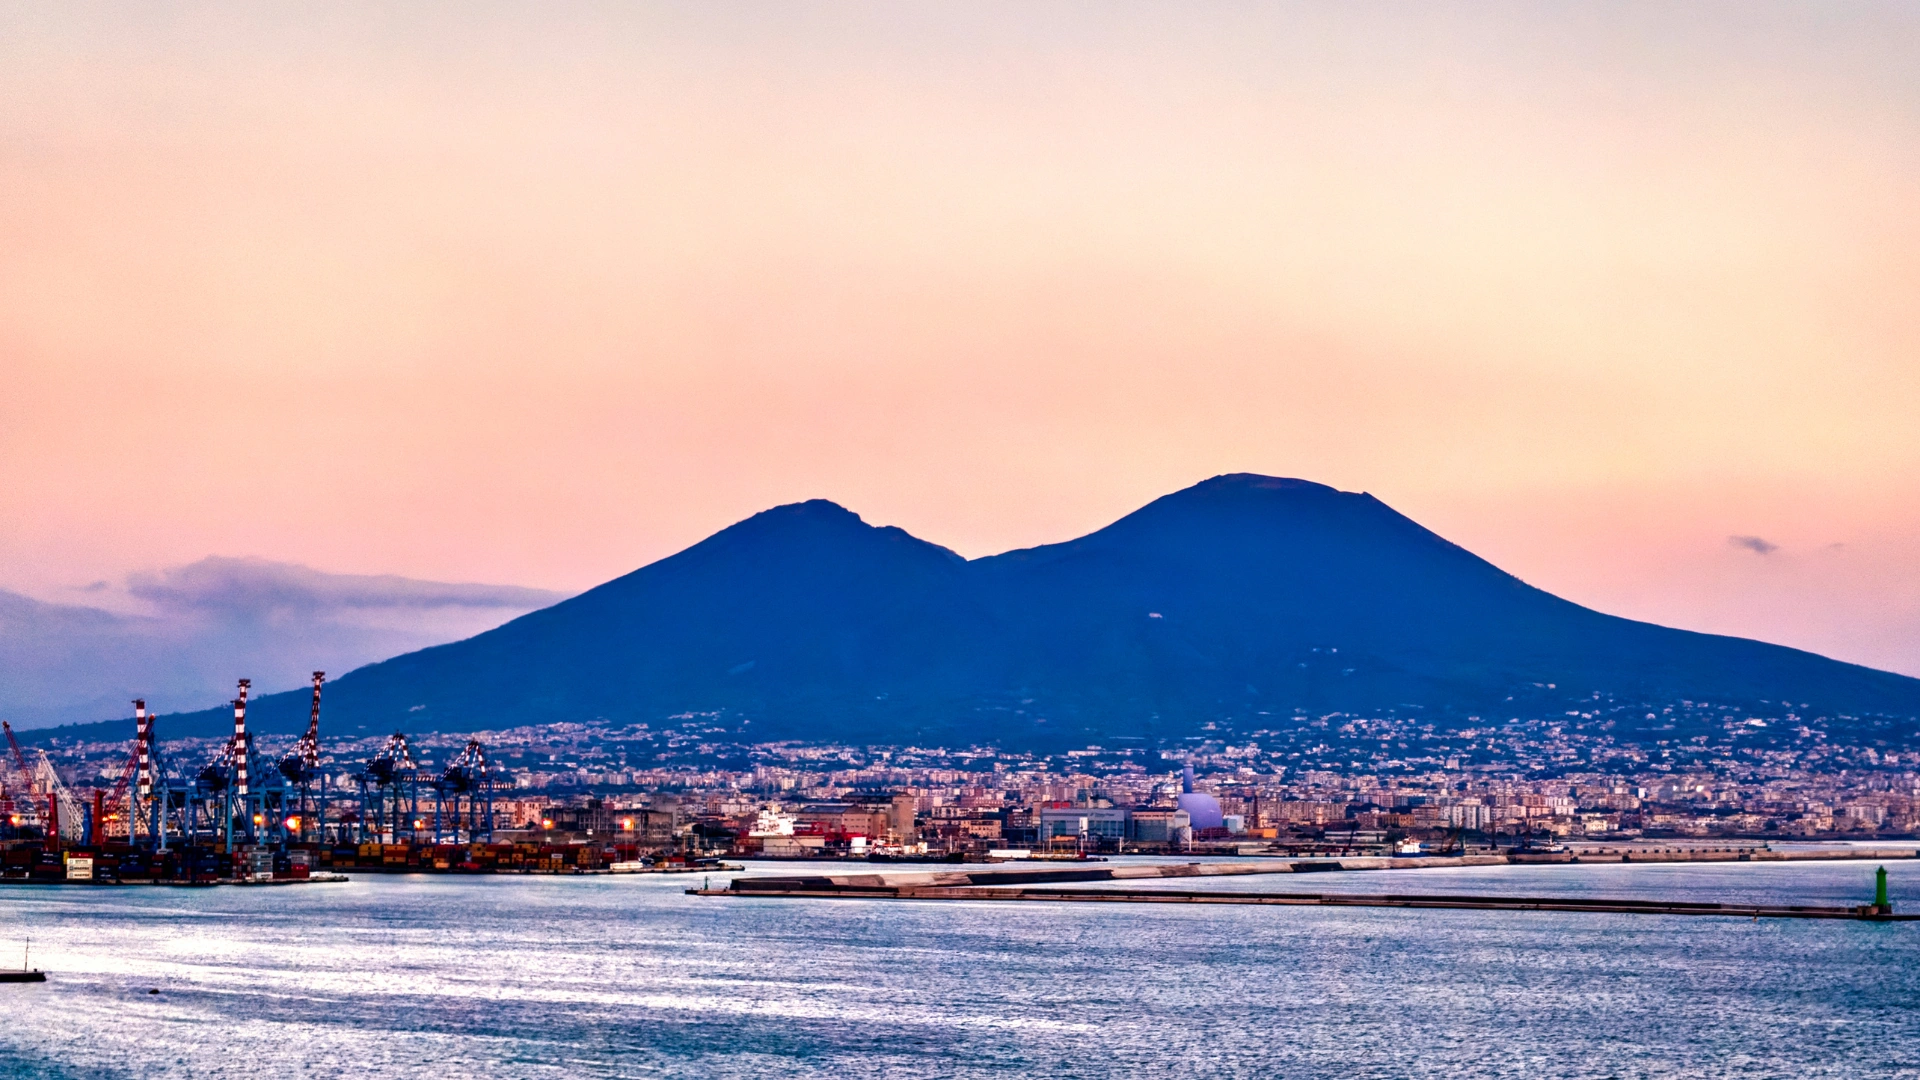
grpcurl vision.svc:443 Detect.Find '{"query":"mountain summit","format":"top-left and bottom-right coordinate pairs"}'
top-left (101, 475), bottom-right (1920, 746)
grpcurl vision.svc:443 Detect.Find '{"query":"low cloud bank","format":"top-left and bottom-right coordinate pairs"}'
top-left (0, 560), bottom-right (567, 728)
top-left (127, 556), bottom-right (561, 618)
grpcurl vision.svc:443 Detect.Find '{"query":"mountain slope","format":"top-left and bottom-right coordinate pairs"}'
top-left (56, 475), bottom-right (1920, 747)
top-left (971, 476), bottom-right (1917, 724)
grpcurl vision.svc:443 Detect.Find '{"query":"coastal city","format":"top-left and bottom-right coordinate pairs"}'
top-left (28, 692), bottom-right (1919, 861)
top-left (9, 3), bottom-right (1920, 1074)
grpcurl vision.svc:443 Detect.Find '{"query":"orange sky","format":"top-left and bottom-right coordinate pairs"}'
top-left (4, 4), bottom-right (1919, 674)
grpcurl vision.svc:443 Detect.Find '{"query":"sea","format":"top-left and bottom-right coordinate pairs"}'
top-left (2, 857), bottom-right (1917, 1078)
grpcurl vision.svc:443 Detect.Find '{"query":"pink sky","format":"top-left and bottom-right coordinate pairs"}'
top-left (4, 4), bottom-right (1919, 675)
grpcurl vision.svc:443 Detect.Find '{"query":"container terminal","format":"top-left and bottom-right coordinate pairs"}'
top-left (0, 676), bottom-right (724, 885)
top-left (6, 676), bottom-right (1913, 885)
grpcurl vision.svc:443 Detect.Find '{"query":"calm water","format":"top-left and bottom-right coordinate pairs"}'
top-left (1, 859), bottom-right (1916, 1078)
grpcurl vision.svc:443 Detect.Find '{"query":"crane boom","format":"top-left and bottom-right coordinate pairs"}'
top-left (297, 671), bottom-right (324, 770)
top-left (0, 721), bottom-right (46, 828)
top-left (101, 701), bottom-right (147, 835)
top-left (0, 721), bottom-right (30, 821)
top-left (2, 721), bottom-right (29, 781)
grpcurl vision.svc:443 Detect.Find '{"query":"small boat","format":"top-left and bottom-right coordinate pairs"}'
top-left (1, 940), bottom-right (45, 983)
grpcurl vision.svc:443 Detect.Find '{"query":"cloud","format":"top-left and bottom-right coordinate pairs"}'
top-left (126, 557), bottom-right (566, 620)
top-left (1728, 535), bottom-right (1779, 555)
top-left (0, 560), bottom-right (571, 727)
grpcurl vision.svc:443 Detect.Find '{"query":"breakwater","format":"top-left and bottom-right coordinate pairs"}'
top-left (696, 858), bottom-right (1915, 921)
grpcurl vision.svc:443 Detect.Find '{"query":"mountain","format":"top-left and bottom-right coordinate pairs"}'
top-left (0, 589), bottom-right (172, 727)
top-left (41, 475), bottom-right (1920, 748)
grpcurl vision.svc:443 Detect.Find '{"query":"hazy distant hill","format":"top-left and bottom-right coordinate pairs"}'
top-left (49, 475), bottom-right (1920, 748)
top-left (0, 558), bottom-right (564, 729)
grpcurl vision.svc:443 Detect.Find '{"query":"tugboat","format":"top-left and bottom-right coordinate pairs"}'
top-left (0, 939), bottom-right (46, 983)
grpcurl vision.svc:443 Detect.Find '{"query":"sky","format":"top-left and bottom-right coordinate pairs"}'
top-left (3, 3), bottom-right (1919, 680)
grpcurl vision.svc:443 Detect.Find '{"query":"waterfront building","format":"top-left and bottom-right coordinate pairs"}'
top-left (1038, 805), bottom-right (1129, 843)
top-left (1128, 808), bottom-right (1191, 843)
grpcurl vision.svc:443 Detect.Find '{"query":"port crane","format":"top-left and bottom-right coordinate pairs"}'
top-left (3, 722), bottom-right (83, 847)
top-left (172, 680), bottom-right (304, 850)
top-left (93, 700), bottom-right (154, 843)
top-left (353, 730), bottom-right (499, 844)
top-left (29, 754), bottom-right (84, 848)
top-left (358, 732), bottom-right (423, 843)
top-left (432, 738), bottom-right (499, 844)
top-left (14, 673), bottom-right (506, 872)
top-left (0, 721), bottom-right (42, 834)
top-left (272, 673), bottom-right (332, 843)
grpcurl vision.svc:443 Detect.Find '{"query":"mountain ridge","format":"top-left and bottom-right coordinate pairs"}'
top-left (34, 475), bottom-right (1920, 747)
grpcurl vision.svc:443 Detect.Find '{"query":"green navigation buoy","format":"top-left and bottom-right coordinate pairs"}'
top-left (1875, 865), bottom-right (1891, 914)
